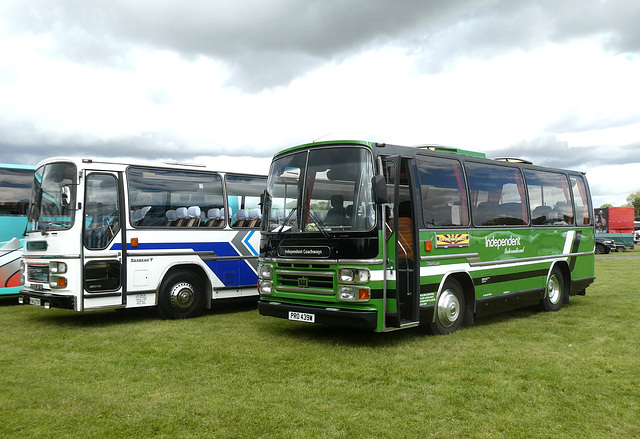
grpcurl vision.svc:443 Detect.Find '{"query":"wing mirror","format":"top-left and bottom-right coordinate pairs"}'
top-left (373, 175), bottom-right (388, 204)
top-left (60, 185), bottom-right (71, 208)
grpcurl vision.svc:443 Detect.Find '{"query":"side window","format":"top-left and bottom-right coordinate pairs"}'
top-left (525, 170), bottom-right (574, 226)
top-left (466, 163), bottom-right (528, 226)
top-left (84, 174), bottom-right (120, 250)
top-left (0, 167), bottom-right (32, 216)
top-left (570, 175), bottom-right (591, 226)
top-left (226, 175), bottom-right (267, 228)
top-left (416, 156), bottom-right (468, 227)
top-left (127, 167), bottom-right (224, 228)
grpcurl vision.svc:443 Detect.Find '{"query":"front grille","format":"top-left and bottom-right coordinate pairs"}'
top-left (28, 265), bottom-right (49, 283)
top-left (276, 269), bottom-right (334, 294)
top-left (277, 262), bottom-right (331, 269)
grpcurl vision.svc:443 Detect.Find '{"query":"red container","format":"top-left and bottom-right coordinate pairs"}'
top-left (607, 206), bottom-right (635, 234)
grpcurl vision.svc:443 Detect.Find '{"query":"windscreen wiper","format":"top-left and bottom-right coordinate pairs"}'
top-left (302, 204), bottom-right (331, 239)
top-left (275, 207), bottom-right (297, 240)
top-left (271, 207), bottom-right (297, 256)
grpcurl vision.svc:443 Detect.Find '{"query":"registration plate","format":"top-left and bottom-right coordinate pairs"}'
top-left (29, 297), bottom-right (41, 306)
top-left (288, 311), bottom-right (315, 323)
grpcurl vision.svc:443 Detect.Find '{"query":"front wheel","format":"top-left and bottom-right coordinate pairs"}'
top-left (429, 278), bottom-right (465, 335)
top-left (541, 268), bottom-right (564, 312)
top-left (157, 270), bottom-right (205, 319)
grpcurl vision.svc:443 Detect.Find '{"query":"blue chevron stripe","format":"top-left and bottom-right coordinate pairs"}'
top-left (242, 230), bottom-right (258, 256)
top-left (109, 241), bottom-right (258, 287)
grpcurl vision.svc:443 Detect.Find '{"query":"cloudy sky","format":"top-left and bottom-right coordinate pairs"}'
top-left (1, 0), bottom-right (639, 207)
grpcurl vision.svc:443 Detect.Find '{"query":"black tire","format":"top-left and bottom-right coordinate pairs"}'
top-left (541, 267), bottom-right (564, 312)
top-left (157, 270), bottom-right (204, 319)
top-left (595, 243), bottom-right (606, 254)
top-left (429, 278), bottom-right (465, 335)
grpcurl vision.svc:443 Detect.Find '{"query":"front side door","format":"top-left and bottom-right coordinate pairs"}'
top-left (381, 156), bottom-right (418, 328)
top-left (82, 171), bottom-right (126, 309)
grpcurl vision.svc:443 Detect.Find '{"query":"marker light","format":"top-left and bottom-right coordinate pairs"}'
top-left (425, 240), bottom-right (433, 252)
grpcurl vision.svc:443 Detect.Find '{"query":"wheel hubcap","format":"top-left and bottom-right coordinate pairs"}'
top-left (547, 274), bottom-right (561, 305)
top-left (170, 282), bottom-right (195, 311)
top-left (437, 289), bottom-right (460, 328)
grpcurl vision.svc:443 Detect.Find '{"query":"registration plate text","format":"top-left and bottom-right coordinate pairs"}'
top-left (288, 311), bottom-right (315, 323)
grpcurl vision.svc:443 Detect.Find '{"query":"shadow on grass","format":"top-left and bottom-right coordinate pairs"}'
top-left (17, 296), bottom-right (260, 328)
top-left (261, 318), bottom-right (432, 348)
top-left (22, 306), bottom-right (156, 328)
top-left (0, 296), bottom-right (20, 307)
top-left (471, 305), bottom-right (540, 327)
top-left (205, 297), bottom-right (258, 316)
top-left (260, 302), bottom-right (583, 348)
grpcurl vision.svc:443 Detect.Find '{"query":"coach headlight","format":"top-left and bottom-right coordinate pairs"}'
top-left (50, 275), bottom-right (67, 289)
top-left (339, 268), bottom-right (354, 283)
top-left (49, 261), bottom-right (67, 274)
top-left (337, 285), bottom-right (370, 302)
top-left (258, 264), bottom-right (272, 280)
top-left (357, 269), bottom-right (370, 283)
top-left (259, 279), bottom-right (273, 295)
top-left (338, 286), bottom-right (355, 301)
top-left (338, 268), bottom-right (370, 284)
top-left (20, 260), bottom-right (26, 285)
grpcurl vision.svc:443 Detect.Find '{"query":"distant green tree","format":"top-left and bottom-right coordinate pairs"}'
top-left (600, 203), bottom-right (613, 208)
top-left (626, 192), bottom-right (640, 216)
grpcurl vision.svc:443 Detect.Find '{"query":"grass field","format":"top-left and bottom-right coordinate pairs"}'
top-left (1, 257), bottom-right (639, 438)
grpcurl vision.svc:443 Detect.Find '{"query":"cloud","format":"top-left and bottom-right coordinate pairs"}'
top-left (5, 0), bottom-right (485, 90)
top-left (2, 1), bottom-right (640, 206)
top-left (544, 110), bottom-right (640, 135)
top-left (0, 131), bottom-right (171, 166)
top-left (489, 136), bottom-right (640, 170)
top-left (12, 0), bottom-right (640, 91)
top-left (0, 126), bottom-right (278, 167)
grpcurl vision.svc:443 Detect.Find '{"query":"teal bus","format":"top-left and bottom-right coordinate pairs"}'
top-left (0, 164), bottom-right (34, 296)
top-left (257, 140), bottom-right (595, 334)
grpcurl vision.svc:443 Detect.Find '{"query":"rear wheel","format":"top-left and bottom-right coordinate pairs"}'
top-left (157, 270), bottom-right (204, 319)
top-left (541, 268), bottom-right (564, 312)
top-left (429, 278), bottom-right (465, 335)
top-left (595, 243), bottom-right (606, 254)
